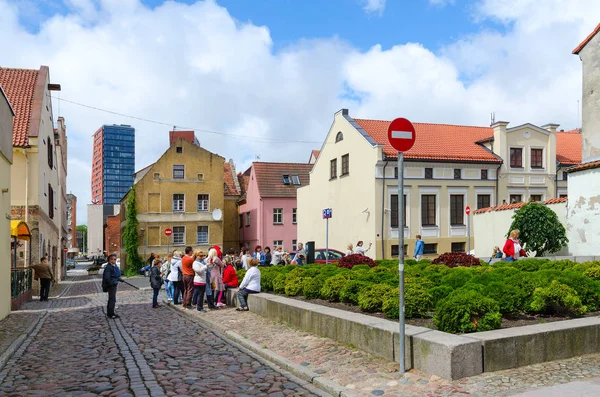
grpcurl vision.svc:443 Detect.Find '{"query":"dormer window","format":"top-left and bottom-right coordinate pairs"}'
top-left (335, 132), bottom-right (344, 142)
top-left (282, 175), bottom-right (291, 185)
top-left (291, 175), bottom-right (300, 185)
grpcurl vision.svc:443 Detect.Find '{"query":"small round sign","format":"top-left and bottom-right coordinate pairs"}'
top-left (62, 247), bottom-right (68, 253)
top-left (387, 118), bottom-right (416, 153)
top-left (164, 228), bottom-right (173, 237)
top-left (465, 206), bottom-right (471, 215)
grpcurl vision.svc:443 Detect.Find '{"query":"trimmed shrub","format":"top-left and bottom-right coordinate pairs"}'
top-left (340, 280), bottom-right (370, 305)
top-left (285, 277), bottom-right (304, 296)
top-left (382, 289), bottom-right (399, 319)
top-left (530, 280), bottom-right (587, 315)
top-left (432, 252), bottom-right (481, 268)
top-left (358, 284), bottom-right (394, 312)
top-left (272, 274), bottom-right (287, 294)
top-left (260, 271), bottom-right (276, 292)
top-left (303, 277), bottom-right (325, 300)
top-left (585, 266), bottom-right (600, 280)
top-left (405, 285), bottom-right (434, 318)
top-left (338, 254), bottom-right (377, 269)
top-left (440, 268), bottom-right (474, 289)
top-left (351, 264), bottom-right (371, 272)
top-left (428, 285), bottom-right (453, 307)
top-left (236, 269), bottom-right (247, 281)
top-left (482, 282), bottom-right (528, 314)
top-left (320, 274), bottom-right (350, 301)
top-left (434, 290), bottom-right (502, 333)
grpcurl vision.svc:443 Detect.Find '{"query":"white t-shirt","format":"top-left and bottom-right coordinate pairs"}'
top-left (354, 245), bottom-right (370, 255)
top-left (241, 254), bottom-right (250, 270)
top-left (513, 242), bottom-right (522, 259)
top-left (345, 250), bottom-right (353, 256)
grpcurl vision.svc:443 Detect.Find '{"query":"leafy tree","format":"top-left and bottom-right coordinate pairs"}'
top-left (123, 187), bottom-right (143, 272)
top-left (76, 225), bottom-right (88, 253)
top-left (507, 202), bottom-right (568, 257)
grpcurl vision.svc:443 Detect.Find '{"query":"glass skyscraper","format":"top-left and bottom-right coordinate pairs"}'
top-left (91, 124), bottom-right (135, 205)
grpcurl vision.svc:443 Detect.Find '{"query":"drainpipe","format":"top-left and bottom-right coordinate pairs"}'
top-left (495, 163), bottom-right (502, 206)
top-left (381, 160), bottom-right (388, 259)
top-left (19, 148), bottom-right (30, 267)
top-left (555, 162), bottom-right (560, 198)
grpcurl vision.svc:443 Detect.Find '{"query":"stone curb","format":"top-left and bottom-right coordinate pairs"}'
top-left (164, 302), bottom-right (358, 397)
top-left (0, 311), bottom-right (47, 371)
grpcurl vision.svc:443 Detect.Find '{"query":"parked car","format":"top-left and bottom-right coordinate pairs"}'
top-left (313, 248), bottom-right (345, 263)
top-left (66, 260), bottom-right (76, 270)
top-left (139, 264), bottom-right (151, 277)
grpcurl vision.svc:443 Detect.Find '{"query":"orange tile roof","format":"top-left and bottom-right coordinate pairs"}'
top-left (224, 162), bottom-right (240, 196)
top-left (253, 162), bottom-right (313, 198)
top-left (474, 197), bottom-right (568, 214)
top-left (0, 68), bottom-right (40, 147)
top-left (567, 159), bottom-right (600, 174)
top-left (311, 150), bottom-right (320, 158)
top-left (573, 23), bottom-right (600, 54)
top-left (354, 118), bottom-right (501, 163)
top-left (556, 129), bottom-right (582, 164)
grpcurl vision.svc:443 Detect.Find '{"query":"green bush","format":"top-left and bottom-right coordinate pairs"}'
top-left (303, 277), bottom-right (325, 300)
top-left (482, 282), bottom-right (528, 314)
top-left (405, 285), bottom-right (434, 318)
top-left (285, 277), bottom-right (304, 296)
top-left (440, 268), bottom-right (474, 289)
top-left (320, 274), bottom-right (349, 301)
top-left (340, 280), bottom-right (370, 305)
top-left (382, 289), bottom-right (399, 319)
top-left (357, 284), bottom-right (394, 312)
top-left (260, 271), bottom-right (276, 292)
top-left (272, 274), bottom-right (287, 293)
top-left (530, 280), bottom-right (587, 315)
top-left (428, 285), bottom-right (453, 306)
top-left (585, 266), bottom-right (600, 280)
top-left (351, 265), bottom-right (371, 272)
top-left (434, 290), bottom-right (502, 333)
top-left (236, 269), bottom-right (247, 281)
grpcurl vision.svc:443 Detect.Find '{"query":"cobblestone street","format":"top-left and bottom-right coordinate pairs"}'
top-left (0, 273), bottom-right (323, 397)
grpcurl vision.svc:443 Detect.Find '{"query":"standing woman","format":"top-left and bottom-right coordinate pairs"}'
top-left (241, 248), bottom-right (250, 270)
top-left (167, 251), bottom-right (184, 304)
top-left (150, 259), bottom-right (162, 308)
top-left (503, 230), bottom-right (527, 262)
top-left (161, 254), bottom-right (174, 302)
top-left (345, 244), bottom-right (353, 256)
top-left (192, 250), bottom-right (208, 312)
top-left (263, 247), bottom-right (272, 267)
top-left (30, 256), bottom-right (54, 301)
top-left (208, 248), bottom-right (225, 307)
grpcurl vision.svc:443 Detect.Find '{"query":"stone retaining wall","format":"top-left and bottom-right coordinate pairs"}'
top-left (226, 290), bottom-right (600, 380)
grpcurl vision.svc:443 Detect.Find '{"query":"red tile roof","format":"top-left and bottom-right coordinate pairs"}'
top-left (556, 129), bottom-right (582, 164)
top-left (224, 161), bottom-right (240, 196)
top-left (573, 23), bottom-right (600, 54)
top-left (253, 162), bottom-right (313, 198)
top-left (474, 197), bottom-right (568, 214)
top-left (567, 159), bottom-right (600, 174)
top-left (354, 118), bottom-right (501, 163)
top-left (169, 130), bottom-right (199, 147)
top-left (311, 150), bottom-right (320, 159)
top-left (0, 68), bottom-right (41, 147)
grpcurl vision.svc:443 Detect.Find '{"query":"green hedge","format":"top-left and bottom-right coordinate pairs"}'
top-left (252, 258), bottom-right (600, 334)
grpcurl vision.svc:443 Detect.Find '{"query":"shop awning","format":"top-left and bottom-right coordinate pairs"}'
top-left (10, 221), bottom-right (31, 241)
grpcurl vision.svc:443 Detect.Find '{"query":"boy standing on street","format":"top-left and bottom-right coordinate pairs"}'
top-left (414, 235), bottom-right (425, 261)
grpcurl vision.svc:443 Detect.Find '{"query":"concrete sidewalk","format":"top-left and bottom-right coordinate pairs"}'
top-left (121, 275), bottom-right (152, 290)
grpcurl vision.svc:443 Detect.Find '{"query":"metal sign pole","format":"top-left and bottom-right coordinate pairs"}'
top-left (326, 216), bottom-right (329, 265)
top-left (468, 213), bottom-right (471, 254)
top-left (398, 151), bottom-right (406, 373)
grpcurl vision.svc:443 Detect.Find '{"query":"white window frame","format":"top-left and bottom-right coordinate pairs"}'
top-left (291, 175), bottom-right (300, 185)
top-left (273, 240), bottom-right (283, 248)
top-left (529, 146), bottom-right (546, 171)
top-left (475, 187), bottom-right (495, 208)
top-left (509, 145), bottom-right (525, 170)
top-left (245, 212), bottom-right (250, 226)
top-left (508, 188), bottom-right (526, 204)
top-left (419, 187), bottom-right (440, 238)
top-left (197, 194), bottom-right (209, 212)
top-left (273, 208), bottom-right (283, 224)
top-left (448, 187), bottom-right (467, 237)
top-left (197, 225), bottom-right (209, 244)
top-left (292, 208), bottom-right (297, 224)
top-left (388, 188), bottom-right (410, 239)
top-left (172, 194), bottom-right (185, 212)
top-left (528, 188), bottom-right (546, 202)
top-left (173, 164), bottom-right (185, 179)
top-left (173, 226), bottom-right (185, 246)
top-left (292, 239), bottom-right (297, 251)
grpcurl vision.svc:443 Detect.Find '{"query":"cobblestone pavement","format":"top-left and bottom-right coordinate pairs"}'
top-left (0, 276), bottom-right (323, 397)
top-left (194, 304), bottom-right (600, 397)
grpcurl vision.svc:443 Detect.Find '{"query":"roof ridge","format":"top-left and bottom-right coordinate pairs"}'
top-left (353, 117), bottom-right (492, 129)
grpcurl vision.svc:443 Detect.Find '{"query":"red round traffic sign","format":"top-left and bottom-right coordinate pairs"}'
top-left (62, 247), bottom-right (68, 253)
top-left (465, 206), bottom-right (471, 215)
top-left (164, 228), bottom-right (173, 237)
top-left (387, 118), bottom-right (416, 153)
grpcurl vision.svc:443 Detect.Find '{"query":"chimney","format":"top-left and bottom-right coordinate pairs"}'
top-left (541, 123), bottom-right (560, 134)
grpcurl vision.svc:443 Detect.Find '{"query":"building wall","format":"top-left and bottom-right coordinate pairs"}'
top-left (87, 204), bottom-right (104, 256)
top-left (0, 88), bottom-right (13, 320)
top-left (105, 214), bottom-right (121, 255)
top-left (579, 33), bottom-right (600, 163)
top-left (238, 166), bottom-right (261, 249)
top-left (297, 110), bottom-right (379, 258)
top-left (67, 194), bottom-right (77, 250)
top-left (223, 197), bottom-right (239, 251)
top-left (567, 168), bottom-right (600, 255)
top-left (262, 197), bottom-right (298, 251)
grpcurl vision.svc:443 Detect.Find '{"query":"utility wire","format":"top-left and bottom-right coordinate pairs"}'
top-left (51, 96), bottom-right (323, 144)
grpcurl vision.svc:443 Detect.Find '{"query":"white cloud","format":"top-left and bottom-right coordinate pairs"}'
top-left (0, 0), bottom-right (597, 224)
top-left (361, 0), bottom-right (386, 16)
top-left (428, 0), bottom-right (455, 6)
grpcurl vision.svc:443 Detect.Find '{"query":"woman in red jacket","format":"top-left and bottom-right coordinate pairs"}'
top-left (503, 229), bottom-right (527, 262)
top-left (222, 256), bottom-right (239, 291)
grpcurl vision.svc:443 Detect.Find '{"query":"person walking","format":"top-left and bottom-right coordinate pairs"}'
top-left (167, 251), bottom-right (184, 305)
top-left (354, 241), bottom-right (372, 256)
top-left (150, 258), bottom-right (162, 308)
top-left (414, 235), bottom-right (424, 261)
top-left (30, 256), bottom-right (54, 301)
top-left (181, 246), bottom-right (195, 309)
top-left (102, 254), bottom-right (123, 319)
top-left (503, 229), bottom-right (527, 262)
top-left (208, 248), bottom-right (226, 307)
top-left (192, 250), bottom-right (209, 312)
top-left (236, 258), bottom-right (261, 312)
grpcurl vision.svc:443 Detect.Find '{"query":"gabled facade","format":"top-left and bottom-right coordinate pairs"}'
top-left (238, 162), bottom-right (312, 252)
top-left (0, 66), bottom-right (68, 281)
top-left (298, 109), bottom-right (581, 260)
top-left (1, 84), bottom-right (15, 320)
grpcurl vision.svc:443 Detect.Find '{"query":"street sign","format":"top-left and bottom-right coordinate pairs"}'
top-left (387, 118), bottom-right (416, 153)
top-left (164, 228), bottom-right (173, 236)
top-left (62, 247), bottom-right (68, 253)
top-left (322, 208), bottom-right (332, 219)
top-left (465, 206), bottom-right (471, 215)
top-left (322, 208), bottom-right (332, 264)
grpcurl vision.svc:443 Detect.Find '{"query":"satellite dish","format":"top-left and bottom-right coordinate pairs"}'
top-left (67, 235), bottom-right (73, 241)
top-left (212, 208), bottom-right (223, 221)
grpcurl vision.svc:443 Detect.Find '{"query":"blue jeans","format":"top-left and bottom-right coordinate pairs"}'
top-left (152, 287), bottom-right (160, 307)
top-left (505, 256), bottom-right (515, 262)
top-left (164, 280), bottom-right (174, 300)
top-left (237, 288), bottom-right (258, 308)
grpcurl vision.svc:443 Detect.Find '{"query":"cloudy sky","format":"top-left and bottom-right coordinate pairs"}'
top-left (1, 0), bottom-right (598, 224)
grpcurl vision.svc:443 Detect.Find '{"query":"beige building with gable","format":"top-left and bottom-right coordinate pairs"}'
top-left (297, 109), bottom-right (581, 259)
top-left (1, 85), bottom-right (14, 320)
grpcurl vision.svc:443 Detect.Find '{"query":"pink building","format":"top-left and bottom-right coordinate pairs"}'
top-left (238, 162), bottom-right (312, 252)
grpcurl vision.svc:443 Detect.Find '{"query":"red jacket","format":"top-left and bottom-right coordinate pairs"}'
top-left (503, 239), bottom-right (526, 258)
top-left (222, 265), bottom-right (238, 287)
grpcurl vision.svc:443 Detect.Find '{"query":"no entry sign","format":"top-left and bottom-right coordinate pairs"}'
top-left (387, 118), bottom-right (416, 153)
top-left (164, 228), bottom-right (173, 237)
top-left (465, 206), bottom-right (471, 215)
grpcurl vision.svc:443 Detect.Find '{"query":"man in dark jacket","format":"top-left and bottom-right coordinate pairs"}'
top-left (102, 254), bottom-right (123, 319)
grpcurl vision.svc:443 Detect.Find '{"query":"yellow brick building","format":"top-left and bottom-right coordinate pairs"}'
top-left (119, 133), bottom-right (240, 265)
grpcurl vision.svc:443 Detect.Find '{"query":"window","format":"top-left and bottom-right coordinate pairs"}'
top-left (173, 194), bottom-right (184, 212)
top-left (421, 195), bottom-right (436, 226)
top-left (197, 226), bottom-right (208, 244)
top-left (563, 172), bottom-right (568, 181)
top-left (477, 194), bottom-right (491, 210)
top-left (510, 194), bottom-right (522, 204)
top-left (330, 159), bottom-right (337, 179)
top-left (530, 195), bottom-right (542, 202)
top-left (531, 149), bottom-right (543, 169)
top-left (391, 245), bottom-right (408, 257)
top-left (425, 168), bottom-right (433, 179)
top-left (273, 208), bottom-right (283, 224)
top-left (510, 148), bottom-right (523, 168)
top-left (283, 175), bottom-right (291, 185)
top-left (173, 165), bottom-right (185, 179)
top-left (394, 167), bottom-right (398, 179)
top-left (245, 212), bottom-right (251, 226)
top-left (47, 138), bottom-right (53, 169)
top-left (560, 194), bottom-right (568, 198)
top-left (450, 195), bottom-right (464, 225)
top-left (197, 173), bottom-right (204, 181)
top-left (390, 194), bottom-right (407, 228)
top-left (423, 244), bottom-right (437, 255)
top-left (153, 172), bottom-right (160, 180)
top-left (341, 154), bottom-right (349, 175)
top-left (292, 208), bottom-right (297, 224)
top-left (335, 131), bottom-right (343, 142)
top-left (48, 184), bottom-right (54, 219)
top-left (273, 240), bottom-right (283, 248)
top-left (239, 214), bottom-right (243, 228)
top-left (451, 242), bottom-right (466, 252)
top-left (176, 146), bottom-right (183, 154)
top-left (291, 175), bottom-right (300, 185)
top-left (481, 169), bottom-right (488, 180)
top-left (173, 226), bottom-right (185, 245)
top-left (197, 194), bottom-right (209, 212)
top-left (292, 240), bottom-right (297, 251)
top-left (454, 169), bottom-right (461, 180)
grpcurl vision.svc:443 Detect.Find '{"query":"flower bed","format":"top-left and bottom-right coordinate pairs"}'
top-left (237, 257), bottom-right (600, 334)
